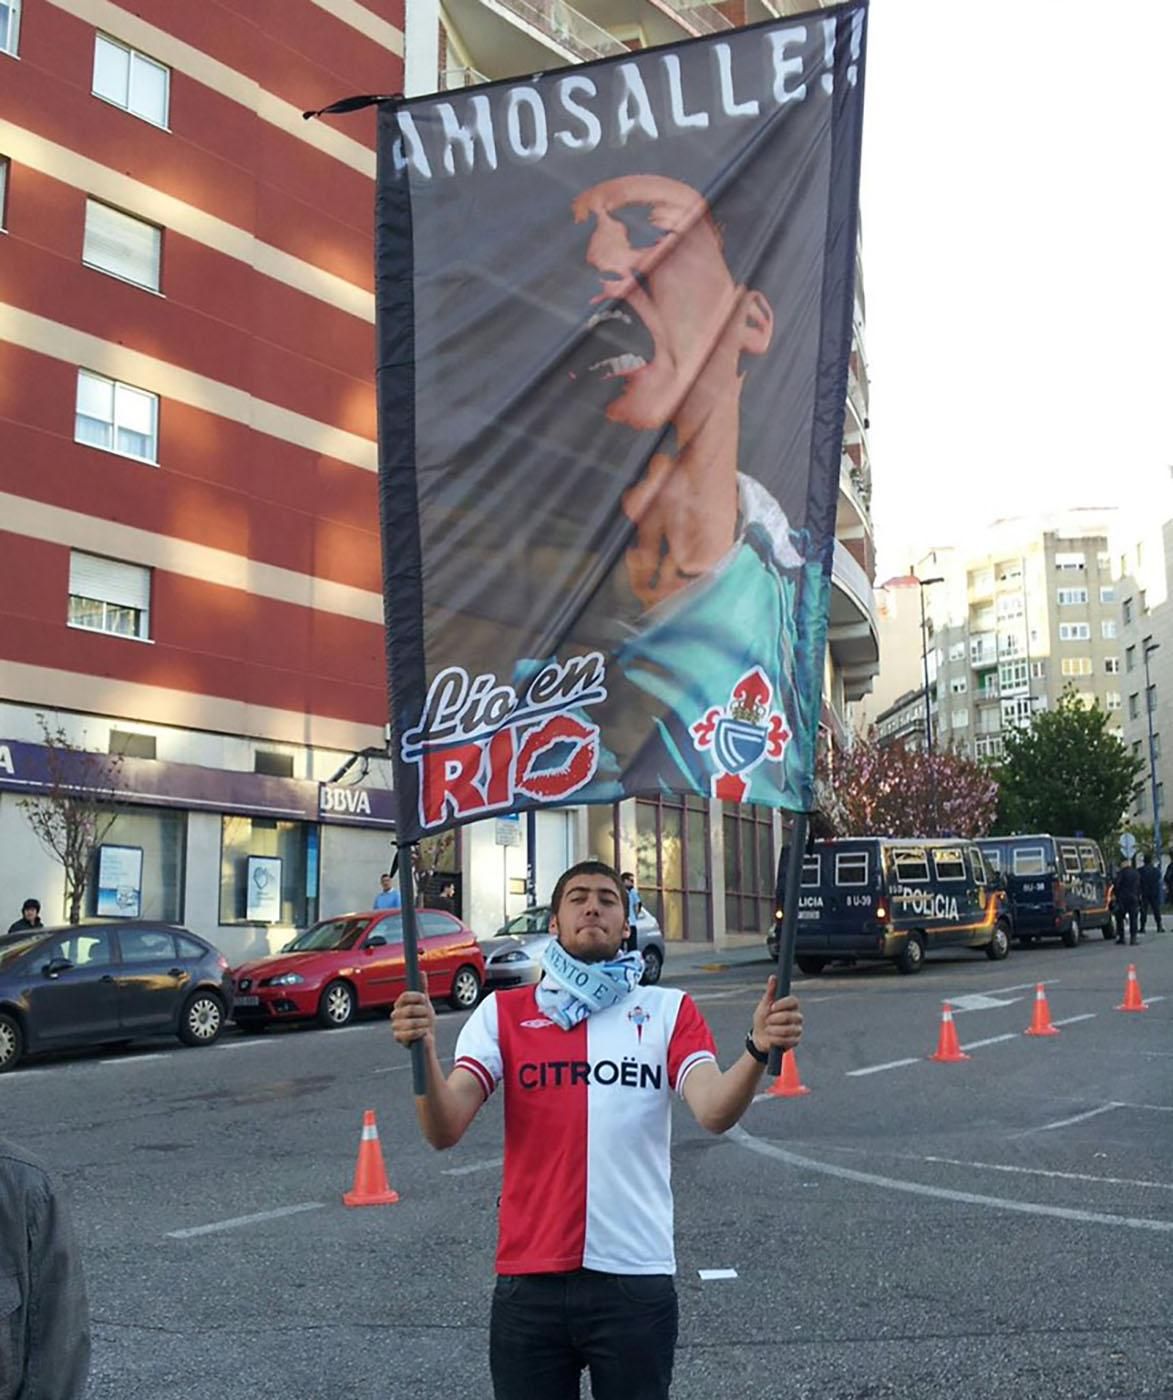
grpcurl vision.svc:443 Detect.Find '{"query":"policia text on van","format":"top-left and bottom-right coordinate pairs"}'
top-left (768, 839), bottom-right (1011, 975)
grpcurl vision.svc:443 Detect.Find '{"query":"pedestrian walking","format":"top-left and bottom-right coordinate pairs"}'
top-left (1163, 852), bottom-right (1173, 910)
top-left (1114, 857), bottom-right (1140, 945)
top-left (7, 898), bottom-right (43, 935)
top-left (372, 872), bottom-right (401, 912)
top-left (1139, 854), bottom-right (1164, 933)
top-left (621, 870), bottom-right (641, 953)
top-left (391, 859), bottom-right (803, 1400)
top-left (0, 1136), bottom-right (91, 1398)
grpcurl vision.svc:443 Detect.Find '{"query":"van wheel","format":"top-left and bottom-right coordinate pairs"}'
top-left (1062, 913), bottom-right (1081, 948)
top-left (896, 934), bottom-right (925, 975)
top-left (985, 920), bottom-right (1011, 960)
top-left (796, 956), bottom-right (827, 976)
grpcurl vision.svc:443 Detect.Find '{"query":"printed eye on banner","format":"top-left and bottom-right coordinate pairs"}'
top-left (376, 3), bottom-right (869, 841)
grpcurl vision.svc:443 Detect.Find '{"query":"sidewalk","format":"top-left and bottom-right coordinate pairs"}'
top-left (664, 934), bottom-right (773, 977)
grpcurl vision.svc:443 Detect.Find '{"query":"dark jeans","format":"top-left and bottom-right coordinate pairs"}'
top-left (490, 1269), bottom-right (678, 1400)
top-left (1115, 901), bottom-right (1138, 940)
top-left (1139, 895), bottom-right (1163, 931)
top-left (626, 924), bottom-right (639, 953)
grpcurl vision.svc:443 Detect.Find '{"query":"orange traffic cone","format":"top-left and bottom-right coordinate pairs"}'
top-left (767, 1049), bottom-right (811, 1097)
top-left (1025, 982), bottom-right (1060, 1037)
top-left (929, 1002), bottom-right (970, 1062)
top-left (1116, 963), bottom-right (1148, 1013)
top-left (343, 1110), bottom-right (400, 1207)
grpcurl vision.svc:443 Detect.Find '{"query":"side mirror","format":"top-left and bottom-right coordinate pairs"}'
top-left (365, 935), bottom-right (387, 950)
top-left (43, 957), bottom-right (73, 978)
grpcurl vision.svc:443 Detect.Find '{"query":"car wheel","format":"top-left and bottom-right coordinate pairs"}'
top-left (178, 992), bottom-right (225, 1046)
top-left (317, 980), bottom-right (356, 1028)
top-left (0, 1013), bottom-right (23, 1073)
top-left (640, 947), bottom-right (663, 986)
top-left (985, 920), bottom-right (1011, 960)
top-left (796, 956), bottom-right (827, 976)
top-left (1062, 913), bottom-right (1081, 949)
top-left (448, 965), bottom-right (482, 1010)
top-left (1101, 923), bottom-right (1116, 941)
top-left (896, 933), bottom-right (925, 975)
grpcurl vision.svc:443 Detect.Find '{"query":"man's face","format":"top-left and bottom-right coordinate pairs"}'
top-left (22, 905), bottom-right (37, 920)
top-left (380, 875), bottom-right (392, 892)
top-left (550, 874), bottom-right (627, 964)
top-left (570, 174), bottom-right (772, 432)
top-left (622, 874), bottom-right (634, 891)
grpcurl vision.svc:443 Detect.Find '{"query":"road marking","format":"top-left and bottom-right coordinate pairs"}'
top-left (986, 979), bottom-right (1058, 995)
top-left (1144, 994), bottom-right (1167, 1005)
top-left (949, 993), bottom-right (1024, 1013)
top-left (1029, 1103), bottom-right (1122, 1134)
top-left (845, 1057), bottom-right (920, 1078)
top-left (1115, 1101), bottom-right (1173, 1113)
top-left (166, 1202), bottom-right (325, 1239)
top-left (727, 1127), bottom-right (1173, 1234)
top-left (959, 1032), bottom-right (1018, 1051)
top-left (921, 1156), bottom-right (1173, 1191)
top-left (442, 1157), bottom-right (504, 1177)
top-left (98, 1053), bottom-right (167, 1065)
top-left (1051, 1013), bottom-right (1098, 1027)
top-left (697, 1269), bottom-right (738, 1281)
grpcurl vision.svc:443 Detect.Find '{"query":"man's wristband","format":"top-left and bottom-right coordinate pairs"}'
top-left (744, 1032), bottom-right (769, 1065)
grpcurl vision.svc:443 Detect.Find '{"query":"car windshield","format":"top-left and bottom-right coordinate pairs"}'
top-left (503, 909), bottom-right (549, 936)
top-left (285, 918), bottom-right (369, 952)
top-left (0, 935), bottom-right (42, 970)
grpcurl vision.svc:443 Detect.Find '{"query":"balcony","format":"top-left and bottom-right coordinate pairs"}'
top-left (441, 66), bottom-right (490, 88)
top-left (443, 0), bottom-right (627, 79)
top-left (829, 539), bottom-right (879, 704)
top-left (645, 0), bottom-right (732, 37)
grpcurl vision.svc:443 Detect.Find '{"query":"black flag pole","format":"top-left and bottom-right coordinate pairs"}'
top-left (395, 839), bottom-right (427, 1094)
top-left (768, 811), bottom-right (809, 1077)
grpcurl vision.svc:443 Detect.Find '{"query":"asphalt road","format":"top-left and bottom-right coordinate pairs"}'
top-left (4, 933), bottom-right (1171, 1400)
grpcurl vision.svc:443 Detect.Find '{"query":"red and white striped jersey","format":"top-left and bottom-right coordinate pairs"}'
top-left (454, 983), bottom-right (717, 1276)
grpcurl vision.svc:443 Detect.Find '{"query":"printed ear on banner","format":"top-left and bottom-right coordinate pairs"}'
top-left (691, 667), bottom-right (789, 804)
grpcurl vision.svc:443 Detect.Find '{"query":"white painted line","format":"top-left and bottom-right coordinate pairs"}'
top-left (1032, 1103), bottom-right (1121, 1134)
top-left (1115, 1101), bottom-right (1173, 1113)
top-left (921, 1156), bottom-right (1173, 1192)
top-left (218, 1039), bottom-right (279, 1049)
top-left (1051, 1013), bottom-right (1097, 1027)
top-left (98, 1053), bottom-right (167, 1065)
top-left (442, 1156), bottom-right (504, 1177)
top-left (959, 1032), bottom-right (1018, 1051)
top-left (166, 1202), bottom-right (324, 1239)
top-left (949, 993), bottom-right (1024, 1013)
top-left (845, 1057), bottom-right (920, 1078)
top-left (727, 1126), bottom-right (1173, 1234)
top-left (698, 1269), bottom-right (738, 1281)
top-left (986, 979), bottom-right (1059, 995)
top-left (1145, 995), bottom-right (1167, 1005)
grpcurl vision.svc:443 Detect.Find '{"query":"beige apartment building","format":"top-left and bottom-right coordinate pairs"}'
top-left (916, 512), bottom-right (1122, 761)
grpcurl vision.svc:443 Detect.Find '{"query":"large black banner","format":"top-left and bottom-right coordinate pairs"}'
top-left (376, 3), bottom-right (867, 843)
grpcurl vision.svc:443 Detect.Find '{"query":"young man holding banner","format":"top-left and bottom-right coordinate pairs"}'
top-left (391, 859), bottom-right (802, 1398)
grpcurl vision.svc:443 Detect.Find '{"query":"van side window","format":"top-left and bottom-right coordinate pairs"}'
top-left (801, 856), bottom-right (820, 887)
top-left (1013, 847), bottom-right (1046, 877)
top-left (933, 848), bottom-right (966, 881)
top-left (1080, 845), bottom-right (1103, 874)
top-left (968, 849), bottom-right (987, 884)
top-left (1060, 845), bottom-right (1081, 877)
top-left (983, 848), bottom-right (1002, 874)
top-left (835, 852), bottom-right (869, 886)
top-left (892, 849), bottom-right (929, 883)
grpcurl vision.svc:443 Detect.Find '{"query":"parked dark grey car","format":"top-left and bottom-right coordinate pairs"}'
top-left (0, 923), bottom-right (234, 1072)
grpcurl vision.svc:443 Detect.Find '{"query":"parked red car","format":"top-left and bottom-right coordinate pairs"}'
top-left (230, 909), bottom-right (484, 1030)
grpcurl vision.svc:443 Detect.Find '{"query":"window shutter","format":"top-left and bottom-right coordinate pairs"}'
top-left (83, 201), bottom-right (161, 289)
top-left (69, 552), bottom-right (150, 611)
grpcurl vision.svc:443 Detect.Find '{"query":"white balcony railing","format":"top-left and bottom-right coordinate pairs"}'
top-left (441, 66), bottom-right (490, 89)
top-left (653, 0), bottom-right (733, 36)
top-left (493, 0), bottom-right (628, 61)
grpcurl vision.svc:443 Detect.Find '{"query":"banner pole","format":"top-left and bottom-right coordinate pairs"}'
top-left (767, 811), bottom-right (809, 1078)
top-left (395, 839), bottom-right (427, 1095)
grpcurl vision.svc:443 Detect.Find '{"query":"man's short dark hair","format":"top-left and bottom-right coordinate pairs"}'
top-left (621, 871), bottom-right (634, 881)
top-left (22, 899), bottom-right (39, 913)
top-left (551, 861), bottom-right (625, 915)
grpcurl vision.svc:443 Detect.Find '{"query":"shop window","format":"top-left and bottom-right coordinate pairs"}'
top-left (219, 815), bottom-right (318, 927)
top-left (86, 806), bottom-right (185, 922)
top-left (722, 801), bottom-right (773, 937)
top-left (638, 793), bottom-right (710, 941)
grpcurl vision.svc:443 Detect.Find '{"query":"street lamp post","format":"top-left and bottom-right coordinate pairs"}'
top-left (1143, 638), bottom-right (1161, 862)
top-left (914, 572), bottom-right (945, 837)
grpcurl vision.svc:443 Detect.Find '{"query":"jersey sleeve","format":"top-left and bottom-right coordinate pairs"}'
top-left (667, 993), bottom-right (718, 1095)
top-left (453, 993), bottom-right (502, 1100)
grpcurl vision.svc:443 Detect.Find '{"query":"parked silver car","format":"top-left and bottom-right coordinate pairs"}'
top-left (481, 905), bottom-right (666, 991)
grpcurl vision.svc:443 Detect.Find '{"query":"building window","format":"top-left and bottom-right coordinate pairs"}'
top-left (83, 200), bottom-right (162, 290)
top-left (950, 677), bottom-right (967, 694)
top-left (1129, 693), bottom-right (1140, 720)
top-left (952, 708), bottom-right (969, 729)
top-left (996, 594), bottom-right (1024, 620)
top-left (1060, 657), bottom-right (1093, 677)
top-left (1105, 657), bottom-right (1121, 674)
top-left (1101, 620), bottom-right (1117, 639)
top-left (0, 156), bottom-right (8, 229)
top-left (93, 33), bottom-right (170, 127)
top-left (75, 369), bottom-right (158, 462)
top-left (1099, 586), bottom-right (1116, 604)
top-left (1, 0), bottom-right (20, 56)
top-left (1148, 685), bottom-right (1157, 714)
top-left (1126, 645), bottom-right (1136, 673)
top-left (1030, 660), bottom-right (1046, 679)
top-left (974, 736), bottom-right (1004, 760)
top-left (1055, 552), bottom-right (1086, 570)
top-left (1001, 697), bottom-right (1032, 729)
top-left (88, 806), bottom-right (185, 921)
top-left (1123, 597), bottom-right (1134, 625)
top-left (254, 750), bottom-right (295, 778)
top-left (638, 794), bottom-right (711, 941)
top-left (109, 729), bottom-right (156, 758)
top-left (1097, 551), bottom-right (1111, 572)
top-left (1056, 587), bottom-right (1088, 606)
top-left (68, 551), bottom-right (150, 640)
top-left (219, 816), bottom-right (318, 927)
top-left (998, 660), bottom-right (1028, 693)
top-left (721, 800), bottom-right (771, 937)
top-left (1058, 623), bottom-right (1091, 641)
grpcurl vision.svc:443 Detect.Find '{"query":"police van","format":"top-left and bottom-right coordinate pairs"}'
top-left (975, 835), bottom-right (1113, 946)
top-left (769, 837), bottom-right (1011, 975)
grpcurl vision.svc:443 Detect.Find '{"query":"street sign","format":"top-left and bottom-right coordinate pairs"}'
top-left (495, 817), bottom-right (521, 848)
top-left (1120, 832), bottom-right (1138, 859)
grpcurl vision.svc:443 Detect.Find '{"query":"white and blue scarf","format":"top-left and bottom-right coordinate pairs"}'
top-left (535, 940), bottom-right (644, 1031)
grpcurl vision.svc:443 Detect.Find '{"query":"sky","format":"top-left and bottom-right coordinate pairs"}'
top-left (858, 2), bottom-right (1173, 581)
